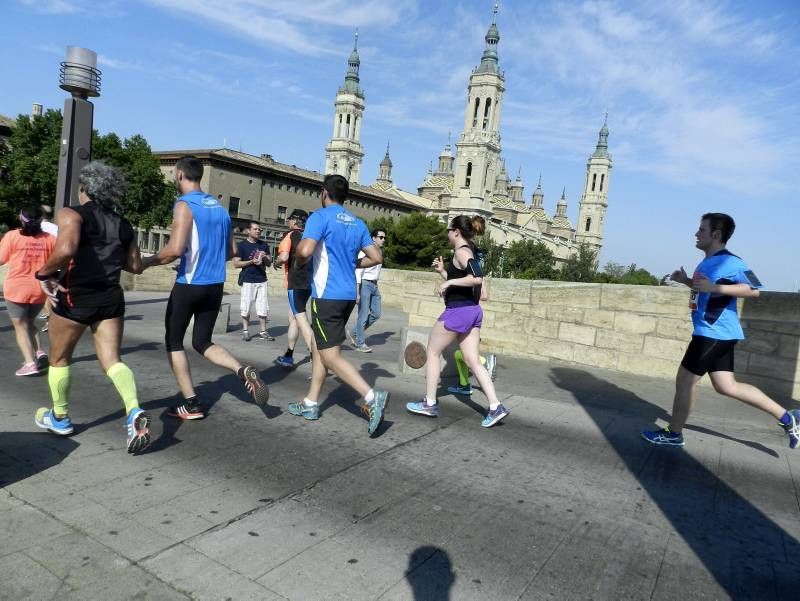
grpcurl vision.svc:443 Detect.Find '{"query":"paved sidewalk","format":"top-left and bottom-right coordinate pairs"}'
top-left (1, 291), bottom-right (798, 600)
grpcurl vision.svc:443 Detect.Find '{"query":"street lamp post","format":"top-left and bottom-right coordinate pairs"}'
top-left (55, 46), bottom-right (101, 209)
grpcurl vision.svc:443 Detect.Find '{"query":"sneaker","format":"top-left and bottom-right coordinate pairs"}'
top-left (35, 350), bottom-right (49, 371)
top-left (406, 400), bottom-right (439, 417)
top-left (362, 390), bottom-right (389, 437)
top-left (15, 362), bottom-right (39, 376)
top-left (126, 408), bottom-right (151, 454)
top-left (447, 384), bottom-right (472, 395)
top-left (242, 330), bottom-right (249, 341)
top-left (486, 354), bottom-right (497, 381)
top-left (347, 329), bottom-right (358, 347)
top-left (34, 408), bottom-right (74, 435)
top-left (287, 402), bottom-right (320, 420)
top-left (641, 427), bottom-right (685, 447)
top-left (258, 331), bottom-right (276, 341)
top-left (354, 344), bottom-right (372, 353)
top-left (167, 398), bottom-right (206, 420)
top-left (241, 366), bottom-right (269, 407)
top-left (273, 355), bottom-right (295, 368)
top-left (481, 404), bottom-right (510, 428)
top-left (781, 410), bottom-right (800, 450)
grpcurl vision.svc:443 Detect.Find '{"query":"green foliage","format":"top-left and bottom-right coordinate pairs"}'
top-left (559, 243), bottom-right (598, 282)
top-left (504, 239), bottom-right (555, 279)
top-left (476, 232), bottom-right (503, 276)
top-left (378, 212), bottom-right (449, 269)
top-left (0, 110), bottom-right (174, 229)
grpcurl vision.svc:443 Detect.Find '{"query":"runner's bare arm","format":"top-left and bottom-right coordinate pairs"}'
top-left (36, 207), bottom-right (82, 277)
top-left (694, 274), bottom-right (760, 298)
top-left (357, 244), bottom-right (382, 269)
top-left (294, 238), bottom-right (317, 267)
top-left (123, 241), bottom-right (142, 274)
top-left (141, 201), bottom-right (192, 270)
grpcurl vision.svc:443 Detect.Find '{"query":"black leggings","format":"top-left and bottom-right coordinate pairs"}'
top-left (165, 283), bottom-right (223, 354)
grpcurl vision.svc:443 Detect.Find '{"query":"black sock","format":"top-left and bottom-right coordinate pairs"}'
top-left (185, 395), bottom-right (198, 406)
top-left (237, 367), bottom-right (246, 380)
top-left (285, 348), bottom-right (294, 358)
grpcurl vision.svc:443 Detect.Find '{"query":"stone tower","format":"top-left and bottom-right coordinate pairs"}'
top-left (324, 32), bottom-right (365, 183)
top-left (376, 142), bottom-right (393, 184)
top-left (576, 115), bottom-right (612, 249)
top-left (448, 6), bottom-right (505, 220)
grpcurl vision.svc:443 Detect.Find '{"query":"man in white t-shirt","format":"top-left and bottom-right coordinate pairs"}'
top-left (349, 229), bottom-right (385, 352)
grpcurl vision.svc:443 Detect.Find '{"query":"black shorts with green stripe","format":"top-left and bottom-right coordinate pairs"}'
top-left (310, 298), bottom-right (356, 350)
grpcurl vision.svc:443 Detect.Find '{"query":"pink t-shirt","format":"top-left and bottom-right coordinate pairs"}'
top-left (0, 230), bottom-right (56, 304)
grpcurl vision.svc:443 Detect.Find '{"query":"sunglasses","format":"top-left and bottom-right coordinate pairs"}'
top-left (376, 235), bottom-right (386, 239)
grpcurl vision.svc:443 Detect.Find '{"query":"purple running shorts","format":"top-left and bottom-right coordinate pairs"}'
top-left (438, 304), bottom-right (483, 334)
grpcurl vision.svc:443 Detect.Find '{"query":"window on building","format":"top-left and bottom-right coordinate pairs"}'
top-left (483, 98), bottom-right (492, 130)
top-left (472, 98), bottom-right (480, 127)
top-left (600, 174), bottom-right (605, 191)
top-left (585, 217), bottom-right (591, 232)
top-left (345, 114), bottom-right (351, 138)
top-left (277, 206), bottom-right (287, 223)
top-left (229, 196), bottom-right (240, 215)
top-left (591, 173), bottom-right (597, 191)
top-left (353, 116), bottom-right (358, 139)
top-left (337, 114), bottom-right (342, 137)
top-left (465, 162), bottom-right (472, 187)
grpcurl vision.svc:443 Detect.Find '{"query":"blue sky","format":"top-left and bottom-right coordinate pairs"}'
top-left (3, 0), bottom-right (799, 290)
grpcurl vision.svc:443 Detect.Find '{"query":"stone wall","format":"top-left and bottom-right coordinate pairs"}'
top-left (378, 269), bottom-right (800, 400)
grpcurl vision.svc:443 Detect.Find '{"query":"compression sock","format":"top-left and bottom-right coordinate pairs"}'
top-left (48, 365), bottom-right (71, 417)
top-left (107, 362), bottom-right (139, 414)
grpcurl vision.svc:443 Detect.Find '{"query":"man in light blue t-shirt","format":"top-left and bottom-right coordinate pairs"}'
top-left (287, 174), bottom-right (389, 437)
top-left (642, 212), bottom-right (799, 449)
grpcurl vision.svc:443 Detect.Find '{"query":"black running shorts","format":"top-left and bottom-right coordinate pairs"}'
top-left (52, 287), bottom-right (125, 325)
top-left (165, 283), bottom-right (224, 354)
top-left (288, 288), bottom-right (312, 316)
top-left (310, 298), bottom-right (356, 350)
top-left (680, 335), bottom-right (737, 376)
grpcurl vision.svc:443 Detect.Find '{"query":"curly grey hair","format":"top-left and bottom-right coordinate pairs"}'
top-left (78, 160), bottom-right (127, 210)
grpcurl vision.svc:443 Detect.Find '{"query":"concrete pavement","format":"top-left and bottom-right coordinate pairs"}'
top-left (1, 291), bottom-right (799, 600)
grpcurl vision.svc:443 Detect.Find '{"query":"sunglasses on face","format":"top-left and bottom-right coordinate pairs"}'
top-left (376, 235), bottom-right (386, 239)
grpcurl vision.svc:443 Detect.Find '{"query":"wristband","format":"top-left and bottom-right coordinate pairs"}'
top-left (35, 270), bottom-right (56, 281)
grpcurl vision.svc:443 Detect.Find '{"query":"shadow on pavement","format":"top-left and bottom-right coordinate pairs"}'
top-left (0, 432), bottom-right (80, 487)
top-left (405, 546), bottom-right (455, 601)
top-left (70, 341), bottom-right (162, 364)
top-left (550, 367), bottom-right (799, 599)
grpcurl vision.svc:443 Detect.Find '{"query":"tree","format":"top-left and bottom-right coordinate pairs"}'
top-left (559, 243), bottom-right (598, 282)
top-left (384, 212), bottom-right (449, 269)
top-left (0, 110), bottom-right (174, 229)
top-left (476, 232), bottom-right (504, 276)
top-left (618, 264), bottom-right (660, 285)
top-left (601, 261), bottom-right (627, 281)
top-left (504, 239), bottom-right (555, 279)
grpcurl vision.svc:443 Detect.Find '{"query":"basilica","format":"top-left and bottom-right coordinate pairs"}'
top-left (326, 11), bottom-right (612, 261)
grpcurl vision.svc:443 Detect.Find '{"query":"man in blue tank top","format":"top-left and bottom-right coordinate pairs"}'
top-left (142, 156), bottom-right (268, 418)
top-left (642, 212), bottom-right (799, 449)
top-left (286, 174), bottom-right (389, 437)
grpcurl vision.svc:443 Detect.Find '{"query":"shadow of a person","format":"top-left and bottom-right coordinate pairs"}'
top-left (0, 432), bottom-right (80, 487)
top-left (406, 546), bottom-right (456, 601)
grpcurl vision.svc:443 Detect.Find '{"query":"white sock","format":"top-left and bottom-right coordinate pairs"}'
top-left (489, 403), bottom-right (499, 411)
top-left (302, 398), bottom-right (318, 407)
top-left (425, 397), bottom-right (437, 406)
top-left (364, 389), bottom-right (375, 404)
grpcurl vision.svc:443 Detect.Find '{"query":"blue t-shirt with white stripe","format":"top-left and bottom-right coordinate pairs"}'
top-left (690, 249), bottom-right (762, 340)
top-left (301, 204), bottom-right (373, 300)
top-left (175, 191), bottom-right (231, 285)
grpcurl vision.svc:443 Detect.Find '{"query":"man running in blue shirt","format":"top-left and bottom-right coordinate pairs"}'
top-left (142, 156), bottom-right (268, 419)
top-left (288, 174), bottom-right (389, 437)
top-left (642, 212), bottom-right (799, 449)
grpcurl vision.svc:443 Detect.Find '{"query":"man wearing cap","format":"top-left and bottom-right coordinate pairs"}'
top-left (273, 209), bottom-right (314, 367)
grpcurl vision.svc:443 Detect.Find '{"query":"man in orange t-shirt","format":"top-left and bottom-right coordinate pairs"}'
top-left (0, 206), bottom-right (56, 375)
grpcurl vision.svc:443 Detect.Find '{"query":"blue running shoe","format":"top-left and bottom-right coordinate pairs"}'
top-left (34, 407), bottom-right (73, 435)
top-left (126, 408), bottom-right (151, 454)
top-left (448, 384), bottom-right (472, 396)
top-left (781, 410), bottom-right (800, 450)
top-left (288, 402), bottom-right (320, 420)
top-left (363, 390), bottom-right (389, 437)
top-left (486, 354), bottom-right (497, 381)
top-left (273, 355), bottom-right (295, 368)
top-left (406, 400), bottom-right (439, 417)
top-left (641, 427), bottom-right (685, 447)
top-left (481, 404), bottom-right (509, 428)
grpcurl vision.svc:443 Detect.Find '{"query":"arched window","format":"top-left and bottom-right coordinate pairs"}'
top-left (585, 217), bottom-right (592, 232)
top-left (465, 162), bottom-right (472, 187)
top-left (337, 114), bottom-right (343, 137)
top-left (345, 114), bottom-right (351, 138)
top-left (591, 173), bottom-right (597, 191)
top-left (600, 173), bottom-right (605, 191)
top-left (483, 98), bottom-right (492, 130)
top-left (352, 116), bottom-right (358, 139)
top-left (472, 98), bottom-right (480, 128)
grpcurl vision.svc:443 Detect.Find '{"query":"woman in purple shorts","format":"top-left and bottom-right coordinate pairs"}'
top-left (406, 215), bottom-right (509, 427)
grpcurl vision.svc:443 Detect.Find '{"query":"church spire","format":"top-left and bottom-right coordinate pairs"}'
top-left (477, 4), bottom-right (500, 73)
top-left (592, 112), bottom-right (609, 158)
top-left (340, 30), bottom-right (363, 97)
top-left (377, 140), bottom-right (393, 183)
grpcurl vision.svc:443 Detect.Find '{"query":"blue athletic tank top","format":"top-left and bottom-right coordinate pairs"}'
top-left (175, 191), bottom-right (231, 285)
